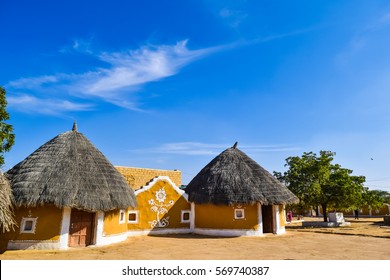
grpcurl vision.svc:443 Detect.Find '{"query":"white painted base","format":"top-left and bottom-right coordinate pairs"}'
top-left (95, 228), bottom-right (192, 246)
top-left (193, 228), bottom-right (264, 237)
top-left (276, 226), bottom-right (286, 235)
top-left (127, 228), bottom-right (191, 236)
top-left (7, 240), bottom-right (61, 250)
top-left (94, 231), bottom-right (128, 247)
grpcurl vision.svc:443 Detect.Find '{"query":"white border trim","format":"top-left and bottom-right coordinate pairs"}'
top-left (135, 176), bottom-right (189, 201)
top-left (190, 202), bottom-right (195, 231)
top-left (94, 211), bottom-right (105, 246)
top-left (234, 208), bottom-right (245, 219)
top-left (128, 210), bottom-right (139, 224)
top-left (20, 217), bottom-right (38, 234)
top-left (181, 210), bottom-right (191, 223)
top-left (274, 205), bottom-right (280, 234)
top-left (119, 209), bottom-right (126, 224)
top-left (257, 202), bottom-right (263, 235)
top-left (93, 231), bottom-right (128, 246)
top-left (7, 240), bottom-right (61, 250)
top-left (59, 207), bottom-right (71, 249)
top-left (127, 228), bottom-right (191, 236)
top-left (193, 228), bottom-right (263, 237)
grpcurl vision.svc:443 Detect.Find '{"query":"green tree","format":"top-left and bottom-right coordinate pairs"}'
top-left (275, 151), bottom-right (365, 222)
top-left (0, 86), bottom-right (15, 232)
top-left (0, 86), bottom-right (14, 166)
top-left (360, 189), bottom-right (386, 210)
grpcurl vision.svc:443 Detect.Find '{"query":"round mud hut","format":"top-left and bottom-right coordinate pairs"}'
top-left (2, 123), bottom-right (137, 250)
top-left (185, 142), bottom-right (298, 236)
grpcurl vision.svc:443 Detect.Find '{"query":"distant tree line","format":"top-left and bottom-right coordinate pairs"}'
top-left (274, 150), bottom-right (388, 222)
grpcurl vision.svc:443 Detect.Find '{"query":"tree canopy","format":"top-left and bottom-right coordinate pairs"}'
top-left (0, 86), bottom-right (14, 167)
top-left (0, 86), bottom-right (15, 232)
top-left (274, 151), bottom-right (366, 222)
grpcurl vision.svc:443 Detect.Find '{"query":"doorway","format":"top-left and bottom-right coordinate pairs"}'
top-left (68, 209), bottom-right (95, 247)
top-left (261, 205), bottom-right (274, 233)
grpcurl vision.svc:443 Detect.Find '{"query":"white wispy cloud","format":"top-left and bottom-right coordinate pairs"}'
top-left (7, 40), bottom-right (220, 113)
top-left (336, 11), bottom-right (390, 65)
top-left (364, 11), bottom-right (390, 32)
top-left (80, 40), bottom-right (217, 96)
top-left (60, 38), bottom-right (94, 54)
top-left (130, 142), bottom-right (301, 156)
top-left (8, 75), bottom-right (62, 89)
top-left (219, 7), bottom-right (248, 29)
top-left (7, 93), bottom-right (94, 115)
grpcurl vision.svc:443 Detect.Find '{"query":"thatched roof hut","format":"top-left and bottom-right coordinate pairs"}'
top-left (7, 123), bottom-right (137, 212)
top-left (185, 143), bottom-right (298, 206)
top-left (0, 173), bottom-right (15, 232)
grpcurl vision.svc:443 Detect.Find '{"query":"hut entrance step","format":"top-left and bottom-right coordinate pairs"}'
top-left (68, 210), bottom-right (95, 247)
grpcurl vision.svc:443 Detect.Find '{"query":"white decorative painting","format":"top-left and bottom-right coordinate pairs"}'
top-left (148, 187), bottom-right (174, 228)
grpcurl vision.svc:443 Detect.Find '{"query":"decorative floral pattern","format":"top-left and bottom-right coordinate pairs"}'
top-left (155, 188), bottom-right (167, 203)
top-left (148, 187), bottom-right (174, 228)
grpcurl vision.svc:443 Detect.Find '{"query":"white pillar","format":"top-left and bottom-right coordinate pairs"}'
top-left (190, 202), bottom-right (195, 232)
top-left (274, 205), bottom-right (280, 234)
top-left (257, 202), bottom-right (263, 235)
top-left (94, 211), bottom-right (105, 246)
top-left (59, 207), bottom-right (71, 249)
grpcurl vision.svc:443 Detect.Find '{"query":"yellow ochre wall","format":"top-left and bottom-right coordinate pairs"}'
top-left (195, 203), bottom-right (259, 230)
top-left (128, 179), bottom-right (190, 231)
top-left (102, 210), bottom-right (128, 236)
top-left (116, 166), bottom-right (182, 190)
top-left (0, 205), bottom-right (62, 242)
top-left (279, 205), bottom-right (286, 227)
top-left (103, 178), bottom-right (191, 235)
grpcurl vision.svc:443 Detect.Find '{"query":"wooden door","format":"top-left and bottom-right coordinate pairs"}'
top-left (261, 205), bottom-right (274, 233)
top-left (68, 209), bottom-right (95, 247)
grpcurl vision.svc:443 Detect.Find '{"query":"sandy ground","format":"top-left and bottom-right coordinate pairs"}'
top-left (1, 217), bottom-right (389, 260)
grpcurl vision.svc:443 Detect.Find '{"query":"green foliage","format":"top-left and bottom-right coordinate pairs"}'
top-left (0, 86), bottom-right (15, 167)
top-left (361, 189), bottom-right (388, 209)
top-left (275, 151), bottom-right (366, 221)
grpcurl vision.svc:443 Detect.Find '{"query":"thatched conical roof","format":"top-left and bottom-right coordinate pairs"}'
top-left (185, 143), bottom-right (298, 205)
top-left (6, 123), bottom-right (137, 211)
top-left (0, 173), bottom-right (15, 232)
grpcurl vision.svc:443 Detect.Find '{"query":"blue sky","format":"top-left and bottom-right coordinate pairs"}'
top-left (1, 0), bottom-right (390, 191)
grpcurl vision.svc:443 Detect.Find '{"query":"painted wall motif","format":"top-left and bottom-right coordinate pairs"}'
top-left (128, 177), bottom-right (191, 231)
top-left (102, 176), bottom-right (191, 236)
top-left (148, 187), bottom-right (175, 228)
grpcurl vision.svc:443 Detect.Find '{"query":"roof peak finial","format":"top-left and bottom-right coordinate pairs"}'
top-left (232, 141), bottom-right (238, 149)
top-left (72, 121), bottom-right (78, 132)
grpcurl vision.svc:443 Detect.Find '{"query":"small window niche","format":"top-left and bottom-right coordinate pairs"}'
top-left (119, 209), bottom-right (126, 224)
top-left (234, 208), bottom-right (245, 220)
top-left (20, 217), bottom-right (38, 234)
top-left (181, 210), bottom-right (191, 223)
top-left (128, 210), bottom-right (139, 224)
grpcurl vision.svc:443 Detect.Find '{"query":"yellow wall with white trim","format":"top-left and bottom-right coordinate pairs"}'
top-left (128, 179), bottom-right (190, 231)
top-left (102, 210), bottom-right (128, 236)
top-left (195, 203), bottom-right (259, 230)
top-left (279, 205), bottom-right (286, 227)
top-left (0, 205), bottom-right (62, 241)
top-left (102, 179), bottom-right (191, 236)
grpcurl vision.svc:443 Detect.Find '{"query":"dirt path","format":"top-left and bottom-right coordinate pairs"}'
top-left (1, 218), bottom-right (389, 260)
